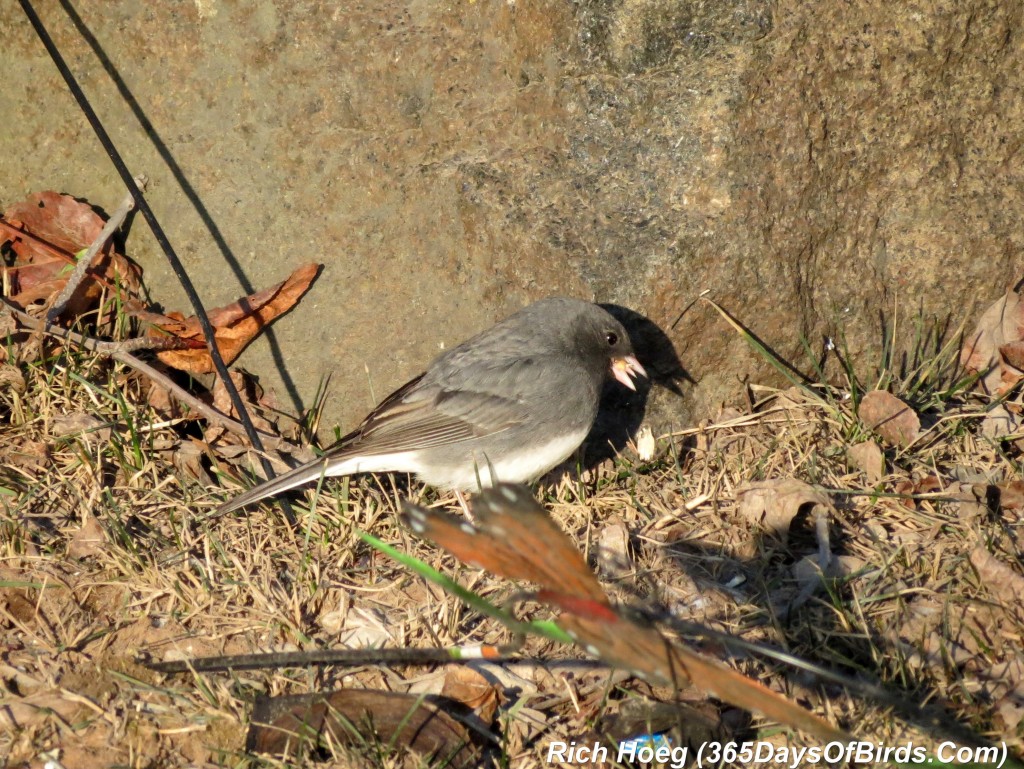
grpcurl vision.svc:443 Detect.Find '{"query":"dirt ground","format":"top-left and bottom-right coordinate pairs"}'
top-left (3, 335), bottom-right (1024, 766)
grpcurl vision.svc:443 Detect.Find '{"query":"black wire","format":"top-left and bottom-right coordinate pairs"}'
top-left (17, 0), bottom-right (295, 525)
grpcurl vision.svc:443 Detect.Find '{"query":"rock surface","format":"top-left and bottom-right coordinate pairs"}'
top-left (2, 0), bottom-right (1020, 439)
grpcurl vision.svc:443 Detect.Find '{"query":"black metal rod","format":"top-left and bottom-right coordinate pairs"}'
top-left (17, 0), bottom-right (295, 525)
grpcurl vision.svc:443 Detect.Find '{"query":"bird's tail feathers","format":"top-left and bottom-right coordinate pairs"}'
top-left (216, 458), bottom-right (332, 516)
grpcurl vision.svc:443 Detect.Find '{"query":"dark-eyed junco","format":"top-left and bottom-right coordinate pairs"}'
top-left (217, 297), bottom-right (646, 514)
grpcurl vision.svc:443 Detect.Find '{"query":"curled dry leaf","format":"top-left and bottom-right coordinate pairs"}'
top-left (847, 440), bottom-right (884, 483)
top-left (137, 263), bottom-right (319, 375)
top-left (440, 666), bottom-right (499, 722)
top-left (960, 290), bottom-right (1024, 395)
top-left (917, 475), bottom-right (942, 494)
top-left (146, 378), bottom-right (185, 421)
top-left (857, 390), bottom-right (920, 448)
top-left (736, 479), bottom-right (833, 544)
top-left (205, 369), bottom-right (279, 446)
top-left (1000, 340), bottom-right (1024, 375)
top-left (1, 191), bottom-right (140, 317)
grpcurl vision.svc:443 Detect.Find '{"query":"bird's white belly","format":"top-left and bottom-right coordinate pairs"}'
top-left (419, 428), bottom-right (590, 490)
top-left (320, 428), bottom-right (589, 491)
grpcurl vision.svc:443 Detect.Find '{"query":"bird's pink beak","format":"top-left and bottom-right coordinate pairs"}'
top-left (610, 355), bottom-right (647, 391)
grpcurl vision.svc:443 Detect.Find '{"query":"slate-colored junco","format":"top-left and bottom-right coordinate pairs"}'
top-left (217, 297), bottom-right (646, 514)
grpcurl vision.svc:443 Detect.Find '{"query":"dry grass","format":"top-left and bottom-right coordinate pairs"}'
top-left (2, 315), bottom-right (1023, 768)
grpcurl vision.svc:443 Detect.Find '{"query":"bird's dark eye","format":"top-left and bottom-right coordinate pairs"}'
top-left (605, 331), bottom-right (618, 346)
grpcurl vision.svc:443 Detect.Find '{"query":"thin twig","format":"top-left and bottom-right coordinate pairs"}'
top-left (47, 175), bottom-right (147, 322)
top-left (2, 298), bottom-right (288, 450)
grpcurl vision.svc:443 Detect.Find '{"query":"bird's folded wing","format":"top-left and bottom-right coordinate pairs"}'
top-left (328, 385), bottom-right (528, 457)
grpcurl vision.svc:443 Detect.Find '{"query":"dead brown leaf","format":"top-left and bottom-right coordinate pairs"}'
top-left (4, 439), bottom-right (50, 470)
top-left (736, 478), bottom-right (833, 543)
top-left (596, 515), bottom-right (630, 576)
top-left (847, 440), bottom-right (884, 483)
top-left (172, 440), bottom-right (211, 484)
top-left (994, 480), bottom-right (1024, 512)
top-left (961, 290), bottom-right (1024, 395)
top-left (999, 340), bottom-right (1024, 374)
top-left (894, 474), bottom-right (943, 510)
top-left (893, 479), bottom-right (916, 509)
top-left (0, 363), bottom-right (26, 393)
top-left (211, 370), bottom-right (252, 420)
top-left (67, 516), bottom-right (107, 560)
top-left (146, 378), bottom-right (184, 420)
top-left (1, 191), bottom-right (141, 317)
top-left (893, 595), bottom-right (1024, 731)
top-left (981, 404), bottom-right (1021, 440)
top-left (440, 666), bottom-right (499, 722)
top-left (51, 411), bottom-right (111, 445)
top-left (858, 390), bottom-right (920, 448)
top-left (1, 585), bottom-right (38, 625)
top-left (137, 263), bottom-right (318, 374)
top-left (970, 546), bottom-right (1024, 608)
top-left (4, 192), bottom-right (101, 255)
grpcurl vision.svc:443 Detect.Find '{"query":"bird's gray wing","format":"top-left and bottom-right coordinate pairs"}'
top-left (323, 361), bottom-right (544, 458)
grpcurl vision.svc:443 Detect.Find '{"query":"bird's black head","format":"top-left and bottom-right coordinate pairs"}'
top-left (571, 302), bottom-right (647, 391)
